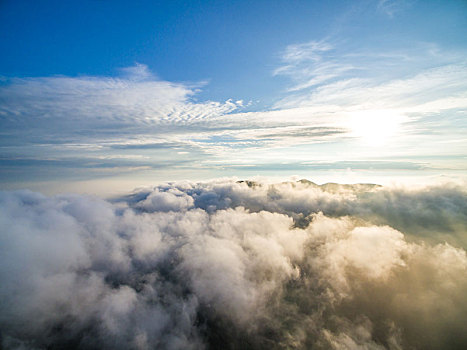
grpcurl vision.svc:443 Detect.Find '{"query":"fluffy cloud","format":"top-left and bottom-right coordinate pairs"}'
top-left (1, 179), bottom-right (467, 349)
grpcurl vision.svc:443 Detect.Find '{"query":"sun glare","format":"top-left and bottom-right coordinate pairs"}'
top-left (348, 109), bottom-right (405, 146)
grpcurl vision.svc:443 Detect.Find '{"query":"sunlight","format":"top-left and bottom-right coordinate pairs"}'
top-left (348, 109), bottom-right (405, 146)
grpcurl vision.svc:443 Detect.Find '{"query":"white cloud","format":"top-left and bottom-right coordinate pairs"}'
top-left (377, 0), bottom-right (410, 17)
top-left (1, 179), bottom-right (467, 348)
top-left (1, 44), bottom-right (466, 184)
top-left (0, 66), bottom-right (239, 133)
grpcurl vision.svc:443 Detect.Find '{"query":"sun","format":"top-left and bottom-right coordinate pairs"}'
top-left (348, 109), bottom-right (405, 146)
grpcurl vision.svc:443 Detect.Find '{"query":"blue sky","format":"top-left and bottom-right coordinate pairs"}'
top-left (1, 0), bottom-right (467, 194)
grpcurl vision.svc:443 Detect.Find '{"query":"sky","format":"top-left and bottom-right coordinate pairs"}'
top-left (0, 0), bottom-right (466, 195)
top-left (1, 2), bottom-right (467, 348)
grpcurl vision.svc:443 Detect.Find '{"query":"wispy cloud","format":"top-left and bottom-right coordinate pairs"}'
top-left (0, 67), bottom-right (239, 135)
top-left (0, 65), bottom-right (244, 177)
top-left (1, 40), bottom-right (467, 188)
top-left (274, 40), bottom-right (356, 92)
top-left (270, 39), bottom-right (467, 152)
top-left (377, 0), bottom-right (411, 17)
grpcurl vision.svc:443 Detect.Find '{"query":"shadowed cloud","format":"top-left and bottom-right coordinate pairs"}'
top-left (1, 179), bottom-right (466, 349)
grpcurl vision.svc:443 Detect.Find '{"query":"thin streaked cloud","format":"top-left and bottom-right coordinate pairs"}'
top-left (1, 41), bottom-right (467, 188)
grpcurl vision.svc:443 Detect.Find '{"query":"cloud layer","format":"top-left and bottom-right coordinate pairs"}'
top-left (1, 179), bottom-right (466, 349)
top-left (2, 39), bottom-right (467, 189)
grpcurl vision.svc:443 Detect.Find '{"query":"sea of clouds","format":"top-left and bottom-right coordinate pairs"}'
top-left (1, 179), bottom-right (466, 349)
